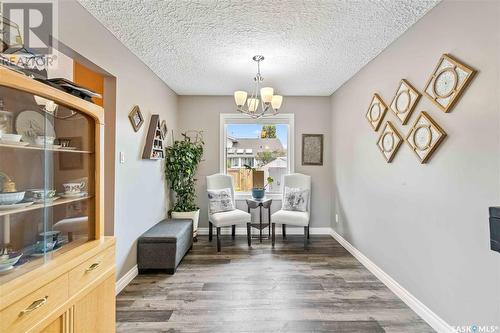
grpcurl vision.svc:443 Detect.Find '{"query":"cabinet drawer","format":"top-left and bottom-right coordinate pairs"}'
top-left (69, 246), bottom-right (114, 296)
top-left (0, 273), bottom-right (68, 333)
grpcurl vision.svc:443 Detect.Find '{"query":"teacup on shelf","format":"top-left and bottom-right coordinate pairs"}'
top-left (63, 182), bottom-right (85, 194)
top-left (27, 189), bottom-right (56, 200)
top-left (39, 230), bottom-right (60, 242)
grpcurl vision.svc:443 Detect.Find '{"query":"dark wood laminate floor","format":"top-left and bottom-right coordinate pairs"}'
top-left (117, 235), bottom-right (434, 333)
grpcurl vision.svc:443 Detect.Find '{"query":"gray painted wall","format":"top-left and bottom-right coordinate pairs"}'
top-left (330, 0), bottom-right (500, 327)
top-left (58, 1), bottom-right (178, 279)
top-left (177, 96), bottom-right (332, 228)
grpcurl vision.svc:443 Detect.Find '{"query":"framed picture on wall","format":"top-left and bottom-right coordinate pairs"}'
top-left (302, 134), bottom-right (323, 166)
top-left (128, 105), bottom-right (144, 132)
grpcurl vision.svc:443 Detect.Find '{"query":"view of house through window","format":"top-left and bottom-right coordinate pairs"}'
top-left (226, 124), bottom-right (288, 193)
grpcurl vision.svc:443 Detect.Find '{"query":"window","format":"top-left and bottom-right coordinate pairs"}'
top-left (229, 157), bottom-right (240, 168)
top-left (220, 114), bottom-right (294, 195)
top-left (241, 157), bottom-right (254, 167)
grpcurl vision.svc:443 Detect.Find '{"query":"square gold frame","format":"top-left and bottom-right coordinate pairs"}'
top-left (376, 121), bottom-right (403, 163)
top-left (390, 79), bottom-right (421, 125)
top-left (423, 54), bottom-right (476, 113)
top-left (365, 93), bottom-right (388, 131)
top-left (406, 111), bottom-right (447, 164)
top-left (128, 105), bottom-right (144, 132)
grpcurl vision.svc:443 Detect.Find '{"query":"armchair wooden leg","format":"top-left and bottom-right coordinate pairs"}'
top-left (232, 225), bottom-right (236, 240)
top-left (272, 223), bottom-right (276, 248)
top-left (307, 226), bottom-right (310, 239)
top-left (282, 224), bottom-right (286, 239)
top-left (247, 223), bottom-right (251, 247)
top-left (216, 227), bottom-right (221, 252)
top-left (209, 222), bottom-right (213, 242)
top-left (304, 226), bottom-right (308, 248)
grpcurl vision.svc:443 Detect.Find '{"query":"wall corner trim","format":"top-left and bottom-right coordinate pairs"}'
top-left (329, 228), bottom-right (454, 333)
top-left (116, 264), bottom-right (138, 295)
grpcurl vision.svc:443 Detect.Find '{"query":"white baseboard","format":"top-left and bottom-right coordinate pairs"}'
top-left (197, 227), bottom-right (332, 235)
top-left (329, 228), bottom-right (453, 333)
top-left (115, 265), bottom-right (138, 295)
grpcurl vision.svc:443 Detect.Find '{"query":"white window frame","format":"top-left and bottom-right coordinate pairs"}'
top-left (220, 113), bottom-right (295, 199)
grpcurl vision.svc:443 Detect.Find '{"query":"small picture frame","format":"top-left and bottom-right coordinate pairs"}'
top-left (160, 120), bottom-right (168, 140)
top-left (302, 134), bottom-right (324, 166)
top-left (128, 105), bottom-right (144, 132)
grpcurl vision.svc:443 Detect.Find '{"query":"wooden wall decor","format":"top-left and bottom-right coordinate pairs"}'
top-left (423, 54), bottom-right (476, 113)
top-left (365, 93), bottom-right (388, 131)
top-left (406, 111), bottom-right (447, 163)
top-left (142, 114), bottom-right (165, 160)
top-left (390, 79), bottom-right (421, 124)
top-left (376, 121), bottom-right (403, 163)
top-left (128, 105), bottom-right (144, 132)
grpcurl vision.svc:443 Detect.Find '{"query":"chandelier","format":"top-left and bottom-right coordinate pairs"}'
top-left (234, 55), bottom-right (283, 119)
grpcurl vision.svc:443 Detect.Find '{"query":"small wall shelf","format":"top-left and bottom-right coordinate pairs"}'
top-left (142, 114), bottom-right (165, 160)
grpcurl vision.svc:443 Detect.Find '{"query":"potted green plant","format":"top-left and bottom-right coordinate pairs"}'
top-left (243, 164), bottom-right (273, 199)
top-left (165, 132), bottom-right (204, 240)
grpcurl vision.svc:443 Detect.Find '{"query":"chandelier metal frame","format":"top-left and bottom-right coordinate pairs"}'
top-left (234, 55), bottom-right (283, 119)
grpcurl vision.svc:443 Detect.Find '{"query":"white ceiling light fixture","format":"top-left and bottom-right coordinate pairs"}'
top-left (234, 55), bottom-right (283, 119)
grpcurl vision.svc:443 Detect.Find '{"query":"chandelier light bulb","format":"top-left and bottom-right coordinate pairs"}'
top-left (271, 95), bottom-right (283, 110)
top-left (260, 87), bottom-right (274, 103)
top-left (234, 91), bottom-right (247, 106)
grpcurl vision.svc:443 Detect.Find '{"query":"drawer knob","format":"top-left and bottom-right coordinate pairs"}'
top-left (85, 262), bottom-right (100, 272)
top-left (19, 296), bottom-right (48, 316)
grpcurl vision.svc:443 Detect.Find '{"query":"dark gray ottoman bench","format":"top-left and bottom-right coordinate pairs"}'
top-left (138, 219), bottom-right (193, 274)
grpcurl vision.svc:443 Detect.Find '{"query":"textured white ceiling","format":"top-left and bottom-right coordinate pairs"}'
top-left (78, 0), bottom-right (438, 96)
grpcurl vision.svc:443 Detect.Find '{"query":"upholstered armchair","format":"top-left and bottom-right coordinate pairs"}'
top-left (206, 174), bottom-right (252, 252)
top-left (271, 173), bottom-right (311, 248)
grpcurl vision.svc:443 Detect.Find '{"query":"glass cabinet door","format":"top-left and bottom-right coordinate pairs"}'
top-left (0, 85), bottom-right (96, 283)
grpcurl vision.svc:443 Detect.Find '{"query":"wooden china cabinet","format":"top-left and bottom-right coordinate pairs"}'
top-left (0, 66), bottom-right (115, 332)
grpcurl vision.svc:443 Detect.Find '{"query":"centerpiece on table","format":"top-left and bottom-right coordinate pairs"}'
top-left (165, 132), bottom-right (204, 241)
top-left (243, 164), bottom-right (273, 199)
